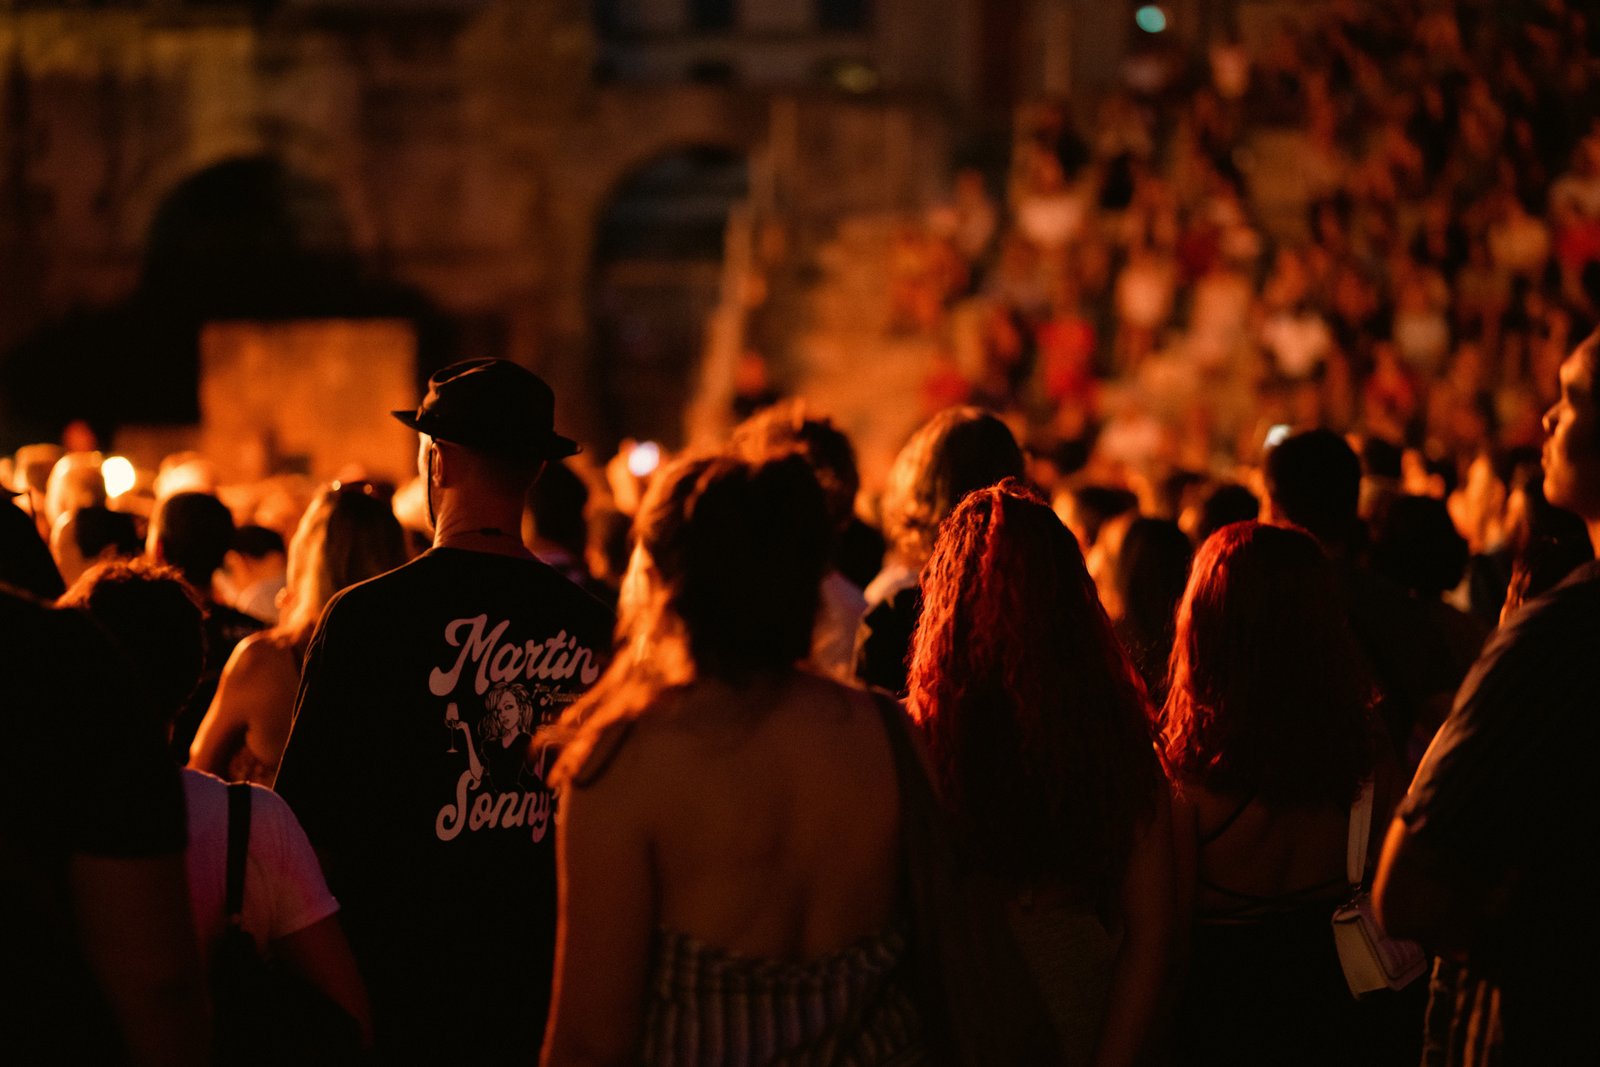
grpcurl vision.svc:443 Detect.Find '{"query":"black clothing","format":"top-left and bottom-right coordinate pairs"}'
top-left (276, 548), bottom-right (612, 1064)
top-left (1, 591), bottom-right (187, 1064)
top-left (1399, 561), bottom-right (1600, 1066)
top-left (852, 585), bottom-right (920, 698)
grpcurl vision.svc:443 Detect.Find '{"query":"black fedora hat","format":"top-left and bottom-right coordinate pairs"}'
top-left (392, 359), bottom-right (580, 460)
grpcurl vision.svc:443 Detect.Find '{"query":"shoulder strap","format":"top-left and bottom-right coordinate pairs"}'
top-left (1346, 778), bottom-right (1375, 888)
top-left (225, 782), bottom-right (253, 923)
top-left (1197, 793), bottom-right (1255, 846)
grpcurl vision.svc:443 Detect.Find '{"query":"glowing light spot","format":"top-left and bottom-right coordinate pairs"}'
top-left (627, 441), bottom-right (661, 478)
top-left (1135, 5), bottom-right (1168, 33)
top-left (102, 456), bottom-right (137, 498)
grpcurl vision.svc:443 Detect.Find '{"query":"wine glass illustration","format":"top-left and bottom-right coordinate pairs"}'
top-left (444, 701), bottom-right (461, 753)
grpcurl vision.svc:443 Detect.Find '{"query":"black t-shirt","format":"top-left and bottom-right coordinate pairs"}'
top-left (853, 585), bottom-right (922, 698)
top-left (1399, 561), bottom-right (1600, 1065)
top-left (1, 589), bottom-right (187, 1063)
top-left (275, 549), bottom-right (613, 1063)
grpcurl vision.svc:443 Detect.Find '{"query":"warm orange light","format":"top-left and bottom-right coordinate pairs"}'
top-left (102, 455), bottom-right (137, 498)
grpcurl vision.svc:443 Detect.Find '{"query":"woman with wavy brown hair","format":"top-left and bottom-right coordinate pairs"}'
top-left (1163, 521), bottom-right (1409, 1065)
top-left (907, 479), bottom-right (1173, 1065)
top-left (541, 452), bottom-right (923, 1066)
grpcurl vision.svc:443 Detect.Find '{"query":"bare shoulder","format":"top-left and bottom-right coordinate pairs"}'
top-left (229, 630), bottom-right (299, 679)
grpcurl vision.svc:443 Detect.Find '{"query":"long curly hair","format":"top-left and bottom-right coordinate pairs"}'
top-left (907, 479), bottom-right (1161, 901)
top-left (548, 452), bottom-right (832, 788)
top-left (1161, 521), bottom-right (1375, 807)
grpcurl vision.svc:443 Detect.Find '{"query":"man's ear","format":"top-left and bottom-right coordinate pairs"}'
top-left (431, 440), bottom-right (457, 488)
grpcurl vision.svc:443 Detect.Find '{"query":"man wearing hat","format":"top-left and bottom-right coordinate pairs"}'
top-left (277, 360), bottom-right (613, 1064)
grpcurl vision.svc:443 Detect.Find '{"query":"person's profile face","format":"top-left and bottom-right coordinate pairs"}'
top-left (1543, 338), bottom-right (1600, 520)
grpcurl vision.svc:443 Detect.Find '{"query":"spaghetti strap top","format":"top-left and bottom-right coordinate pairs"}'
top-left (641, 922), bottom-right (925, 1066)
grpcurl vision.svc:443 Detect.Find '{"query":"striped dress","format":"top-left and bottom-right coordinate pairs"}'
top-left (641, 922), bottom-right (926, 1066)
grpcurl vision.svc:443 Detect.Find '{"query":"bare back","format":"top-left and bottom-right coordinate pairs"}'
top-left (1184, 788), bottom-right (1349, 919)
top-left (611, 670), bottom-right (901, 959)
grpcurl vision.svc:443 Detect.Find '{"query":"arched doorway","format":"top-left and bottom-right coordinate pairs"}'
top-left (590, 145), bottom-right (749, 449)
top-left (0, 155), bottom-right (438, 450)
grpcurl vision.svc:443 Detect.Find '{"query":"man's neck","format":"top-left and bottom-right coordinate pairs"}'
top-left (1588, 518), bottom-right (1600, 562)
top-left (432, 502), bottom-right (531, 558)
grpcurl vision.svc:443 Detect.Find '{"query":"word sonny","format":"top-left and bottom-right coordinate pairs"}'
top-left (435, 771), bottom-right (553, 842)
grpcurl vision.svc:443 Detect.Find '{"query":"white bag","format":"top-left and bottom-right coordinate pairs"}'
top-left (1331, 779), bottom-right (1428, 996)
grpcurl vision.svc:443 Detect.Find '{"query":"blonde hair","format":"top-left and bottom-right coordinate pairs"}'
top-left (879, 407), bottom-right (1025, 567)
top-left (280, 484), bottom-right (408, 639)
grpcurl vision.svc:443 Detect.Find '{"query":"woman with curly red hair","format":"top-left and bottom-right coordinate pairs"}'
top-left (907, 479), bottom-right (1173, 1065)
top-left (1163, 521), bottom-right (1412, 1064)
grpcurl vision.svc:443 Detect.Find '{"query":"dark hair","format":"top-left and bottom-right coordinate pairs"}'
top-left (70, 506), bottom-right (141, 561)
top-left (1162, 522), bottom-right (1374, 807)
top-left (230, 524), bottom-right (285, 560)
top-left (59, 558), bottom-right (205, 728)
top-left (909, 480), bottom-right (1160, 898)
top-left (638, 452), bottom-right (831, 680)
top-left (153, 491), bottom-right (235, 590)
top-left (549, 453), bottom-right (832, 787)
top-left (1359, 436), bottom-right (1403, 481)
top-left (1371, 495), bottom-right (1469, 597)
top-left (1114, 517), bottom-right (1194, 702)
top-left (527, 461), bottom-right (589, 556)
top-left (1065, 484), bottom-right (1139, 548)
top-left (1264, 430), bottom-right (1362, 548)
top-left (0, 500), bottom-right (64, 599)
top-left (728, 400), bottom-right (861, 537)
top-left (881, 407), bottom-right (1025, 565)
top-left (1190, 482), bottom-right (1260, 544)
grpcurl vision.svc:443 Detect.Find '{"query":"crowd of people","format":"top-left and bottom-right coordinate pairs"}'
top-left (899, 1), bottom-right (1600, 499)
top-left (6, 2), bottom-right (1600, 1065)
top-left (6, 330), bottom-right (1598, 1065)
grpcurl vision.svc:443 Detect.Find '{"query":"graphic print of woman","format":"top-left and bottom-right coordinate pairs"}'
top-left (443, 681), bottom-right (547, 791)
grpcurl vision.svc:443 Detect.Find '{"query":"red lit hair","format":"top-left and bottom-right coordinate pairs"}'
top-left (907, 479), bottom-right (1161, 900)
top-left (1161, 521), bottom-right (1375, 807)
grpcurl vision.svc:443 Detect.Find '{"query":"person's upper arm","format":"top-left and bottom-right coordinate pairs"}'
top-left (188, 635), bottom-right (274, 776)
top-left (1376, 631), bottom-right (1529, 947)
top-left (271, 916), bottom-right (373, 1051)
top-left (1095, 784), bottom-right (1175, 1067)
top-left (541, 754), bottom-right (656, 1067)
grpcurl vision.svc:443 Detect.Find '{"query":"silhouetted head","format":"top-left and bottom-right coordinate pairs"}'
top-left (880, 407), bottom-right (1024, 566)
top-left (627, 452), bottom-right (831, 681)
top-left (1264, 429), bottom-right (1362, 550)
top-left (728, 400), bottom-right (861, 540)
top-left (60, 558), bottom-right (205, 732)
top-left (148, 491), bottom-right (235, 593)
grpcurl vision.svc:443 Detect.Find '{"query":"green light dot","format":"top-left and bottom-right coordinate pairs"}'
top-left (1135, 5), bottom-right (1168, 33)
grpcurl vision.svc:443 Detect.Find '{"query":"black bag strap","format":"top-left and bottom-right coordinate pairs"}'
top-left (225, 782), bottom-right (252, 924)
